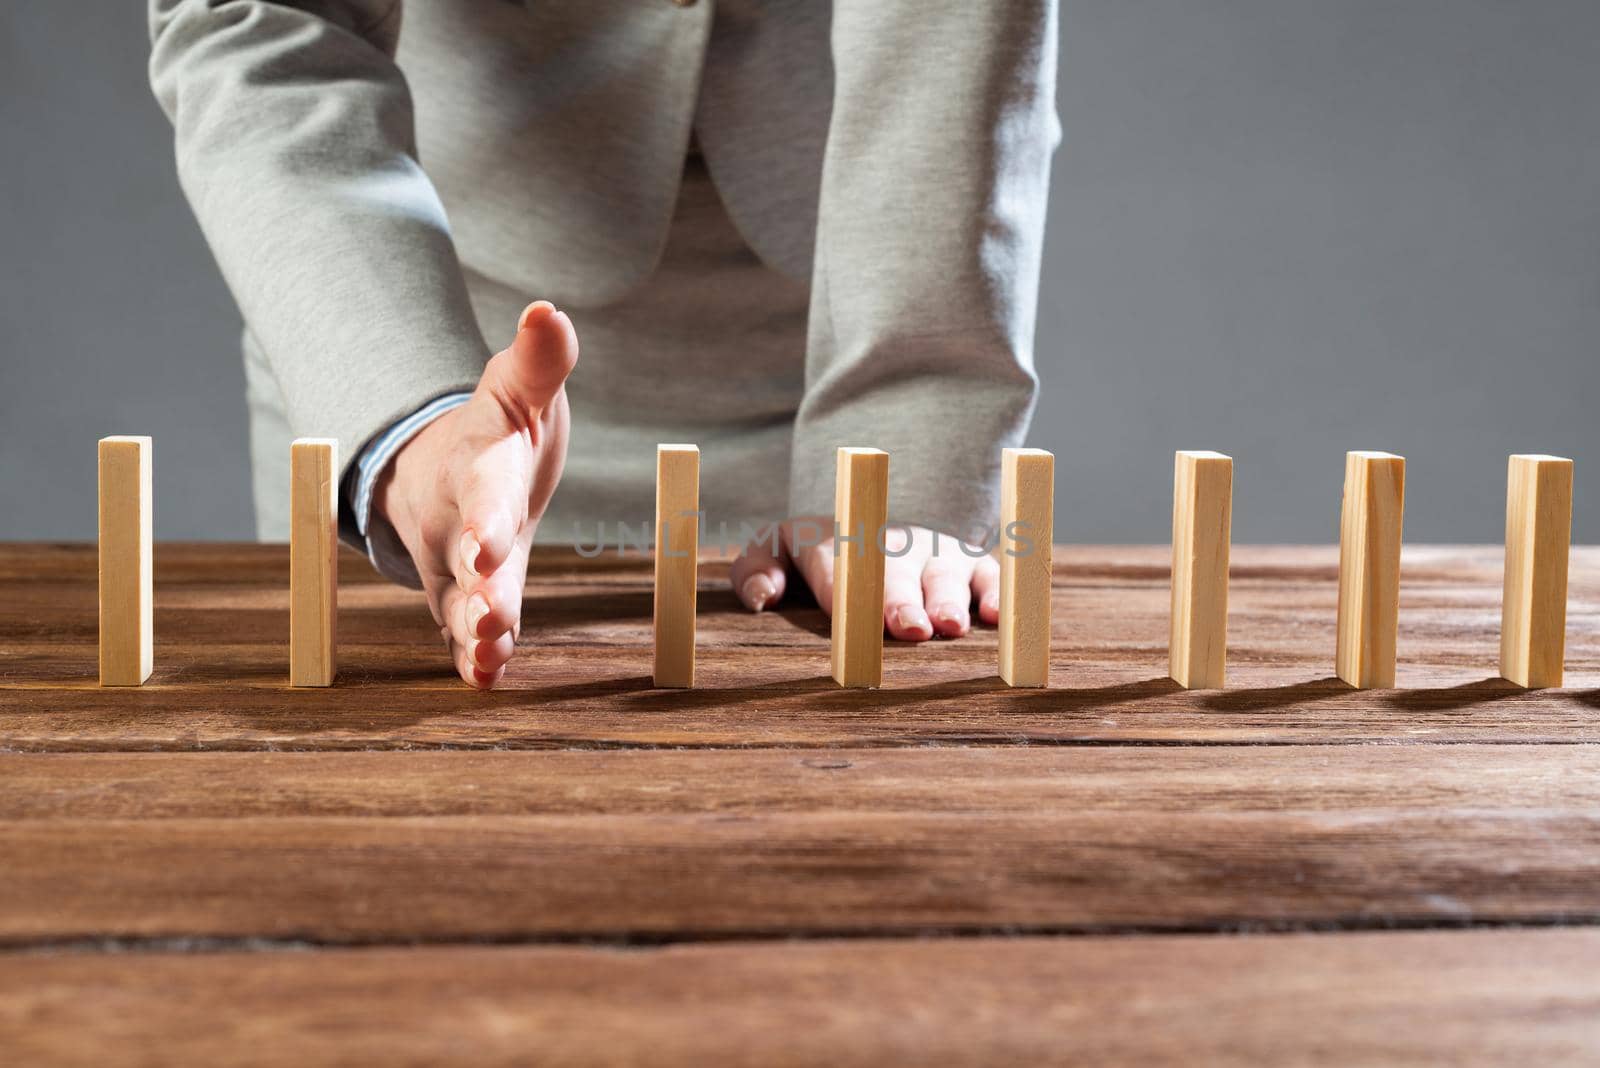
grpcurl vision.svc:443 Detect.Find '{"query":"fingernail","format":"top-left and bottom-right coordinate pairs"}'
top-left (519, 300), bottom-right (556, 331)
top-left (895, 605), bottom-right (931, 636)
top-left (983, 592), bottom-right (1000, 615)
top-left (472, 667), bottom-right (497, 689)
top-left (467, 592), bottom-right (490, 635)
top-left (460, 531), bottom-right (481, 577)
top-left (741, 574), bottom-right (777, 612)
top-left (932, 604), bottom-right (966, 630)
top-left (468, 639), bottom-right (482, 668)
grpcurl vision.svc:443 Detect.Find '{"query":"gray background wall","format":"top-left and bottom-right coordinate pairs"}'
top-left (2, 1), bottom-right (1596, 544)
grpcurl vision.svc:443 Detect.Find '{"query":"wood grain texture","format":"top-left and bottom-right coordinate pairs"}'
top-left (653, 445), bottom-right (699, 688)
top-left (1337, 451), bottom-right (1406, 688)
top-left (0, 745), bottom-right (1596, 943)
top-left (1502, 455), bottom-right (1574, 688)
top-left (1170, 450), bottom-right (1232, 689)
top-left (2, 544), bottom-right (1597, 752)
top-left (999, 448), bottom-right (1054, 687)
top-left (3, 930), bottom-right (1597, 1067)
top-left (96, 437), bottom-right (152, 686)
top-left (3, 542), bottom-right (1600, 1062)
top-left (288, 439), bottom-right (337, 687)
top-left (831, 448), bottom-right (888, 687)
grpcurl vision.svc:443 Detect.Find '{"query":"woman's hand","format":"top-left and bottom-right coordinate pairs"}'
top-left (729, 518), bottom-right (1000, 640)
top-left (375, 302), bottom-right (578, 688)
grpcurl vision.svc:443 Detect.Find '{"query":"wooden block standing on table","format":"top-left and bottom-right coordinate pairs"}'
top-left (1500, 454), bottom-right (1574, 688)
top-left (831, 447), bottom-right (889, 688)
top-left (1169, 450), bottom-right (1232, 689)
top-left (653, 444), bottom-right (701, 688)
top-left (98, 436), bottom-right (153, 686)
top-left (998, 448), bottom-right (1054, 688)
top-left (290, 438), bottom-right (338, 687)
top-left (1335, 451), bottom-right (1405, 688)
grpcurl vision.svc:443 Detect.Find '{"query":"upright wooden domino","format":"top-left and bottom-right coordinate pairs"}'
top-left (290, 438), bottom-right (338, 687)
top-left (98, 436), bottom-right (153, 686)
top-left (831, 447), bottom-right (889, 688)
top-left (1169, 450), bottom-right (1232, 689)
top-left (998, 447), bottom-right (1054, 688)
top-left (1335, 451), bottom-right (1405, 688)
top-left (1500, 454), bottom-right (1573, 688)
top-left (653, 444), bottom-right (700, 688)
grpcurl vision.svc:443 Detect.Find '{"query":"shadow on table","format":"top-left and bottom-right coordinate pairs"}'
top-left (611, 674), bottom-right (1189, 717)
top-left (517, 588), bottom-right (832, 640)
top-left (223, 673), bottom-right (662, 735)
top-left (1196, 677), bottom-right (1352, 712)
top-left (1193, 675), bottom-right (1541, 713)
top-left (1382, 677), bottom-right (1525, 712)
top-left (518, 591), bottom-right (656, 630)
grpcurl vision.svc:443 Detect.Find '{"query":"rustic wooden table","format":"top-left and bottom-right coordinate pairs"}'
top-left (1, 543), bottom-right (1597, 1065)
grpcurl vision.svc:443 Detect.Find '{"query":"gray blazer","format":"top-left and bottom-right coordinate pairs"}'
top-left (149, 0), bottom-right (1060, 543)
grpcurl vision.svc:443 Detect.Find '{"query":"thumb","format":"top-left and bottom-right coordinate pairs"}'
top-left (478, 301), bottom-right (579, 429)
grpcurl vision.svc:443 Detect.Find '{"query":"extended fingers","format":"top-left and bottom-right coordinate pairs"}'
top-left (921, 550), bottom-right (977, 638)
top-left (442, 587), bottom-right (509, 689)
top-left (453, 444), bottom-right (530, 583)
top-left (785, 520), bottom-right (836, 616)
top-left (440, 531), bottom-right (531, 689)
top-left (437, 582), bottom-right (474, 674)
top-left (972, 553), bottom-right (1001, 625)
top-left (882, 529), bottom-right (932, 641)
top-left (482, 302), bottom-right (580, 428)
top-left (450, 635), bottom-right (503, 690)
top-left (452, 301), bottom-right (578, 578)
top-left (729, 524), bottom-right (787, 612)
top-left (467, 532), bottom-right (533, 641)
top-left (468, 629), bottom-right (516, 673)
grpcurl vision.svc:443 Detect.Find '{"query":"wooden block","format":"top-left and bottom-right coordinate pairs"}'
top-left (1335, 451), bottom-right (1405, 688)
top-left (998, 448), bottom-right (1054, 687)
top-left (290, 438), bottom-right (338, 687)
top-left (1169, 450), bottom-right (1232, 689)
top-left (1500, 454), bottom-right (1574, 688)
top-left (653, 444), bottom-right (700, 688)
top-left (831, 447), bottom-right (889, 688)
top-left (98, 436), bottom-right (153, 686)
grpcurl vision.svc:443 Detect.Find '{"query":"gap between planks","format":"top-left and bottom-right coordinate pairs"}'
top-left (5, 915), bottom-right (1600, 958)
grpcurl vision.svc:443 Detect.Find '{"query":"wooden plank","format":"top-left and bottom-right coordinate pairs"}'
top-left (0, 746), bottom-right (1595, 942)
top-left (1169, 450), bottom-right (1232, 689)
top-left (653, 445), bottom-right (700, 688)
top-left (3, 930), bottom-right (1597, 1067)
top-left (831, 448), bottom-right (888, 688)
top-left (0, 745), bottom-right (1589, 820)
top-left (1336, 451), bottom-right (1406, 688)
top-left (1502, 454), bottom-right (1574, 688)
top-left (999, 448), bottom-right (1054, 687)
top-left (2, 544), bottom-right (1598, 751)
top-left (289, 439), bottom-right (337, 687)
top-left (97, 437), bottom-right (152, 686)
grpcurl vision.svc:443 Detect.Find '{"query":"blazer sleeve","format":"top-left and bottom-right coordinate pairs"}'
top-left (148, 0), bottom-right (486, 488)
top-left (788, 0), bottom-right (1061, 540)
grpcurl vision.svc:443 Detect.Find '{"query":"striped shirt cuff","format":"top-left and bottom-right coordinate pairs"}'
top-left (353, 391), bottom-right (473, 583)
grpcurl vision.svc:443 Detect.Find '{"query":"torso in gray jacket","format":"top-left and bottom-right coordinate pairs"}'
top-left (150, 0), bottom-right (1060, 545)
